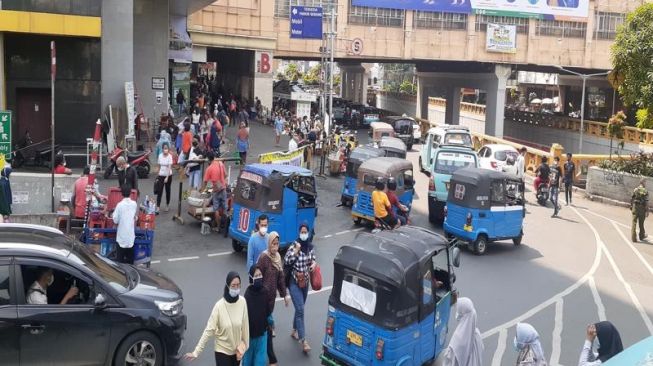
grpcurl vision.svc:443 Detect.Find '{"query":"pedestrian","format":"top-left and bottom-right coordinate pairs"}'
top-left (201, 151), bottom-right (227, 231)
top-left (176, 89), bottom-right (186, 116)
top-left (186, 139), bottom-right (204, 191)
top-left (237, 121), bottom-right (250, 165)
top-left (631, 178), bottom-right (649, 242)
top-left (442, 297), bottom-right (483, 366)
top-left (257, 232), bottom-right (290, 366)
top-left (550, 156), bottom-right (563, 217)
top-left (201, 111), bottom-right (211, 145)
top-left (247, 214), bottom-right (269, 272)
top-left (241, 265), bottom-right (271, 366)
top-left (564, 152), bottom-right (576, 205)
top-left (111, 185), bottom-right (138, 264)
top-left (514, 323), bottom-right (547, 366)
top-left (284, 223), bottom-right (316, 353)
top-left (288, 131), bottom-right (299, 152)
top-left (274, 115), bottom-right (284, 147)
top-left (155, 129), bottom-right (172, 158)
top-left (53, 153), bottom-right (72, 175)
top-left (185, 271), bottom-right (249, 365)
top-left (116, 156), bottom-right (138, 193)
top-left (156, 143), bottom-right (173, 214)
top-left (502, 156), bottom-right (519, 176)
top-left (239, 107), bottom-right (250, 129)
top-left (181, 123), bottom-right (194, 160)
top-left (516, 147), bottom-right (527, 180)
top-left (191, 109), bottom-right (201, 135)
top-left (209, 112), bottom-right (224, 157)
top-left (578, 322), bottom-right (623, 365)
top-left (0, 163), bottom-right (12, 221)
top-left (72, 166), bottom-right (106, 219)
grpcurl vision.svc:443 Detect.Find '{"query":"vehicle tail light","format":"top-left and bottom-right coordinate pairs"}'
top-left (443, 206), bottom-right (448, 217)
top-left (375, 339), bottom-right (385, 360)
top-left (491, 161), bottom-right (498, 169)
top-left (429, 179), bottom-right (435, 192)
top-left (326, 317), bottom-right (335, 336)
top-left (466, 212), bottom-right (472, 226)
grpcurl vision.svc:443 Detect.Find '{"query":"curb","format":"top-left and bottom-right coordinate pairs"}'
top-left (523, 175), bottom-right (630, 209)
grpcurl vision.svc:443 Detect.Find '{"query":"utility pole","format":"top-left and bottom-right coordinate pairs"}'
top-left (50, 41), bottom-right (56, 213)
top-left (328, 7), bottom-right (336, 135)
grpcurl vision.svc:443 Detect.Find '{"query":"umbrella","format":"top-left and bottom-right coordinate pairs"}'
top-left (542, 98), bottom-right (554, 104)
top-left (530, 98), bottom-right (542, 104)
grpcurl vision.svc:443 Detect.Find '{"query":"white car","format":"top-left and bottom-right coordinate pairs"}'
top-left (478, 144), bottom-right (519, 171)
top-left (412, 121), bottom-right (422, 142)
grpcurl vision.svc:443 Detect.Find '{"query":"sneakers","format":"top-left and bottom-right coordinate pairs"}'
top-left (302, 341), bottom-right (311, 353)
top-left (165, 205), bottom-right (170, 212)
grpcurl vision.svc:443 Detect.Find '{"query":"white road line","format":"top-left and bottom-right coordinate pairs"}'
top-left (588, 276), bottom-right (607, 321)
top-left (323, 235), bottom-right (333, 238)
top-left (612, 221), bottom-right (653, 277)
top-left (582, 209), bottom-right (629, 229)
top-left (275, 286), bottom-right (333, 302)
top-left (351, 228), bottom-right (365, 232)
top-left (491, 328), bottom-right (508, 366)
top-left (335, 230), bottom-right (350, 235)
top-left (481, 207), bottom-right (602, 339)
top-left (207, 252), bottom-right (231, 257)
top-left (150, 260), bottom-right (161, 264)
top-left (168, 256), bottom-right (200, 262)
top-left (550, 299), bottom-right (564, 366)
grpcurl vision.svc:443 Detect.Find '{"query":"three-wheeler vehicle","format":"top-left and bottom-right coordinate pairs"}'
top-left (229, 164), bottom-right (317, 252)
top-left (444, 167), bottom-right (525, 255)
top-left (383, 116), bottom-right (416, 150)
top-left (341, 146), bottom-right (385, 207)
top-left (369, 122), bottom-right (395, 143)
top-left (351, 157), bottom-right (414, 226)
top-left (321, 226), bottom-right (461, 366)
top-left (378, 136), bottom-right (407, 159)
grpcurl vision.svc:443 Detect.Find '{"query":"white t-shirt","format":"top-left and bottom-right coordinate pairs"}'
top-left (288, 138), bottom-right (298, 152)
top-left (27, 281), bottom-right (48, 305)
top-left (158, 153), bottom-right (173, 177)
top-left (112, 198), bottom-right (137, 248)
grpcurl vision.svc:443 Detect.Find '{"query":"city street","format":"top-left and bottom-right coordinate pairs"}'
top-left (112, 121), bottom-right (653, 366)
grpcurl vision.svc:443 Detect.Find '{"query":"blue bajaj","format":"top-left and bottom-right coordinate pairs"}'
top-left (341, 146), bottom-right (385, 207)
top-left (321, 226), bottom-right (461, 366)
top-left (229, 164), bottom-right (317, 252)
top-left (444, 168), bottom-right (525, 256)
top-left (351, 157), bottom-right (414, 226)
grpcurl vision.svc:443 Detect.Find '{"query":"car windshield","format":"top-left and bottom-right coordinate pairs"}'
top-left (495, 150), bottom-right (518, 162)
top-left (63, 239), bottom-right (130, 292)
top-left (434, 151), bottom-right (477, 175)
top-left (444, 132), bottom-right (472, 147)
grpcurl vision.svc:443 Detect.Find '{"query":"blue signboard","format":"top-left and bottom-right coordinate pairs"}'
top-left (290, 6), bottom-right (323, 39)
top-left (351, 0), bottom-right (471, 14)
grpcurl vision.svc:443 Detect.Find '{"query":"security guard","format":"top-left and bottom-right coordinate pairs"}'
top-left (631, 179), bottom-right (649, 242)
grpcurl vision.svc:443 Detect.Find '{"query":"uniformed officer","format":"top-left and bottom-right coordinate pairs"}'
top-left (631, 179), bottom-right (649, 242)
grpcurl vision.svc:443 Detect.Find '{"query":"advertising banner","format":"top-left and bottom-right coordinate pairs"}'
top-left (169, 15), bottom-right (193, 62)
top-left (259, 146), bottom-right (308, 167)
top-left (486, 24), bottom-right (517, 54)
top-left (352, 0), bottom-right (471, 14)
top-left (471, 0), bottom-right (589, 20)
top-left (290, 6), bottom-right (323, 39)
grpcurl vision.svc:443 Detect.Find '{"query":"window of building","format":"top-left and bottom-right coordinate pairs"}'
top-left (594, 12), bottom-right (625, 40)
top-left (274, 0), bottom-right (338, 18)
top-left (536, 19), bottom-right (587, 39)
top-left (475, 15), bottom-right (529, 34)
top-left (414, 11), bottom-right (468, 30)
top-left (348, 3), bottom-right (405, 27)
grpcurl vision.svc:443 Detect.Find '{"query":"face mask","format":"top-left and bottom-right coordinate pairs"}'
top-left (253, 278), bottom-right (263, 289)
top-left (513, 338), bottom-right (521, 352)
top-left (299, 233), bottom-right (309, 241)
top-left (229, 288), bottom-right (240, 298)
top-left (47, 274), bottom-right (55, 287)
top-left (259, 226), bottom-right (268, 235)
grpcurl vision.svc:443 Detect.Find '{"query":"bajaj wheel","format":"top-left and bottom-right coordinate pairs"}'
top-left (137, 160), bottom-right (151, 178)
top-left (232, 239), bottom-right (243, 252)
top-left (473, 234), bottom-right (488, 256)
top-left (114, 331), bottom-right (162, 366)
top-left (513, 231), bottom-right (523, 246)
top-left (223, 217), bottom-right (230, 238)
top-left (353, 217), bottom-right (362, 226)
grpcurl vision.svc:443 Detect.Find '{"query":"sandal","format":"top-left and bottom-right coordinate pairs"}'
top-left (291, 329), bottom-right (299, 340)
top-left (302, 341), bottom-right (311, 353)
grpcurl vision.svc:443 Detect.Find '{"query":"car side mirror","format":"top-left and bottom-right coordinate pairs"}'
top-left (94, 294), bottom-right (107, 309)
top-left (452, 247), bottom-right (461, 268)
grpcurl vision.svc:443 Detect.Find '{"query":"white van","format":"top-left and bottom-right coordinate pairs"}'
top-left (419, 125), bottom-right (473, 173)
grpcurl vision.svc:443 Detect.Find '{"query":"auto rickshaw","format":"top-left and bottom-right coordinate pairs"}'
top-left (229, 164), bottom-right (317, 252)
top-left (321, 226), bottom-right (461, 366)
top-left (340, 146), bottom-right (385, 206)
top-left (443, 167), bottom-right (525, 255)
top-left (383, 116), bottom-right (415, 150)
top-left (369, 122), bottom-right (395, 143)
top-left (351, 157), bottom-right (414, 226)
top-left (378, 136), bottom-right (407, 159)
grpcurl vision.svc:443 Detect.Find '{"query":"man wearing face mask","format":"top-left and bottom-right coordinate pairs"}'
top-left (247, 215), bottom-right (269, 272)
top-left (27, 267), bottom-right (79, 305)
top-left (116, 156), bottom-right (138, 193)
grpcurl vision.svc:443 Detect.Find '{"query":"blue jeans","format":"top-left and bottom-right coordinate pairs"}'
top-left (241, 332), bottom-right (268, 366)
top-left (551, 186), bottom-right (560, 214)
top-left (289, 277), bottom-right (308, 341)
top-left (188, 169), bottom-right (201, 190)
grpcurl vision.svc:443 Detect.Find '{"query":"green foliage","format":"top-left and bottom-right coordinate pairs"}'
top-left (599, 152), bottom-right (653, 177)
top-left (334, 74), bottom-right (341, 86)
top-left (399, 80), bottom-right (416, 94)
top-left (636, 108), bottom-right (653, 129)
top-left (302, 64), bottom-right (322, 85)
top-left (608, 111), bottom-right (626, 139)
top-left (285, 63), bottom-right (303, 82)
top-left (611, 4), bottom-right (653, 122)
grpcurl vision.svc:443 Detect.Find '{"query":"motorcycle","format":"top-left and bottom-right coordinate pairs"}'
top-left (104, 146), bottom-right (151, 179)
top-left (536, 179), bottom-right (550, 206)
top-left (11, 131), bottom-right (59, 169)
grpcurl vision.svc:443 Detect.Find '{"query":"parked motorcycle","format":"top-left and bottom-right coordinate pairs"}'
top-left (104, 146), bottom-right (151, 179)
top-left (536, 179), bottom-right (550, 206)
top-left (12, 131), bottom-right (59, 169)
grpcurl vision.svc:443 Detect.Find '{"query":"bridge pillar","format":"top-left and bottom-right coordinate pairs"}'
top-left (445, 87), bottom-right (461, 125)
top-left (416, 77), bottom-right (429, 120)
top-left (339, 64), bottom-right (365, 103)
top-left (484, 65), bottom-right (511, 138)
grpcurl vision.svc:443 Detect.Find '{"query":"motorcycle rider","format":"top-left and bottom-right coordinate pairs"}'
top-left (534, 156), bottom-right (551, 198)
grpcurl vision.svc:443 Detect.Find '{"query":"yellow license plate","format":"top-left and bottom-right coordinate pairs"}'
top-left (464, 224), bottom-right (473, 232)
top-left (347, 330), bottom-right (363, 347)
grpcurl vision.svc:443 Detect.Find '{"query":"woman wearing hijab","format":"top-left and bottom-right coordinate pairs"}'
top-left (578, 321), bottom-right (623, 365)
top-left (155, 129), bottom-right (172, 158)
top-left (257, 232), bottom-right (290, 366)
top-left (443, 297), bottom-right (484, 366)
top-left (185, 272), bottom-right (249, 366)
top-left (514, 323), bottom-right (547, 366)
top-left (284, 223), bottom-right (316, 353)
top-left (241, 265), bottom-right (271, 366)
top-left (0, 164), bottom-right (11, 221)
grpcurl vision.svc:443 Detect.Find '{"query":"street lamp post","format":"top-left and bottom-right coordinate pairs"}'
top-left (555, 66), bottom-right (611, 154)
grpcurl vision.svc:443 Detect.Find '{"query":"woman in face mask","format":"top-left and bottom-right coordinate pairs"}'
top-left (514, 323), bottom-right (547, 366)
top-left (185, 271), bottom-right (250, 365)
top-left (443, 297), bottom-right (483, 366)
top-left (241, 265), bottom-right (272, 366)
top-left (283, 222), bottom-right (316, 353)
top-left (578, 321), bottom-right (623, 365)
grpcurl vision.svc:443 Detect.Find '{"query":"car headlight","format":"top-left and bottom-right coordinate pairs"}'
top-left (155, 299), bottom-right (183, 316)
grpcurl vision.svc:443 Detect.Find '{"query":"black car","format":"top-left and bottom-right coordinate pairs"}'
top-left (383, 116), bottom-right (415, 150)
top-left (0, 224), bottom-right (186, 366)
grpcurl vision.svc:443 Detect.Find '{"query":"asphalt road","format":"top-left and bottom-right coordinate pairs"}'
top-left (102, 121), bottom-right (653, 366)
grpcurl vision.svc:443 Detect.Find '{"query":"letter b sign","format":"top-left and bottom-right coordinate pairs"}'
top-left (257, 52), bottom-right (271, 74)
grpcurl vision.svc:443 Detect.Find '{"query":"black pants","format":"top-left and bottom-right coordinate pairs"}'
top-left (214, 352), bottom-right (238, 366)
top-left (267, 325), bottom-right (278, 364)
top-left (239, 151), bottom-right (247, 165)
top-left (116, 246), bottom-right (134, 264)
top-left (156, 176), bottom-right (172, 207)
top-left (564, 182), bottom-right (573, 204)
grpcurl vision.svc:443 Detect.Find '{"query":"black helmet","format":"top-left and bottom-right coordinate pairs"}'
top-left (375, 177), bottom-right (386, 191)
top-left (387, 177), bottom-right (397, 191)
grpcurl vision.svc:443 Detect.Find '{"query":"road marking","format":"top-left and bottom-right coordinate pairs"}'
top-left (612, 221), bottom-right (653, 278)
top-left (491, 328), bottom-right (508, 366)
top-left (582, 209), bottom-right (629, 229)
top-left (168, 256), bottom-right (200, 262)
top-left (151, 260), bottom-right (161, 264)
top-left (323, 235), bottom-right (333, 238)
top-left (351, 227), bottom-right (365, 232)
top-left (275, 285), bottom-right (333, 302)
top-left (207, 252), bottom-right (231, 257)
top-left (335, 230), bottom-right (350, 235)
top-left (550, 299), bottom-right (564, 366)
top-left (588, 276), bottom-right (607, 321)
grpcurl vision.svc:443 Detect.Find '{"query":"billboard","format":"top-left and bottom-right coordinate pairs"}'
top-left (351, 0), bottom-right (471, 14)
top-left (486, 24), bottom-right (517, 54)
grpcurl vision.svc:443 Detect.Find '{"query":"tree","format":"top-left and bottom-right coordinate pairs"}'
top-left (607, 111), bottom-right (626, 158)
top-left (399, 80), bottom-right (416, 95)
top-left (611, 3), bottom-right (653, 128)
top-left (302, 64), bottom-right (322, 85)
top-left (285, 63), bottom-right (303, 83)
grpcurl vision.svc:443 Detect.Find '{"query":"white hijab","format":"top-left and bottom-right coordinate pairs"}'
top-left (515, 323), bottom-right (546, 364)
top-left (446, 297), bottom-right (484, 366)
